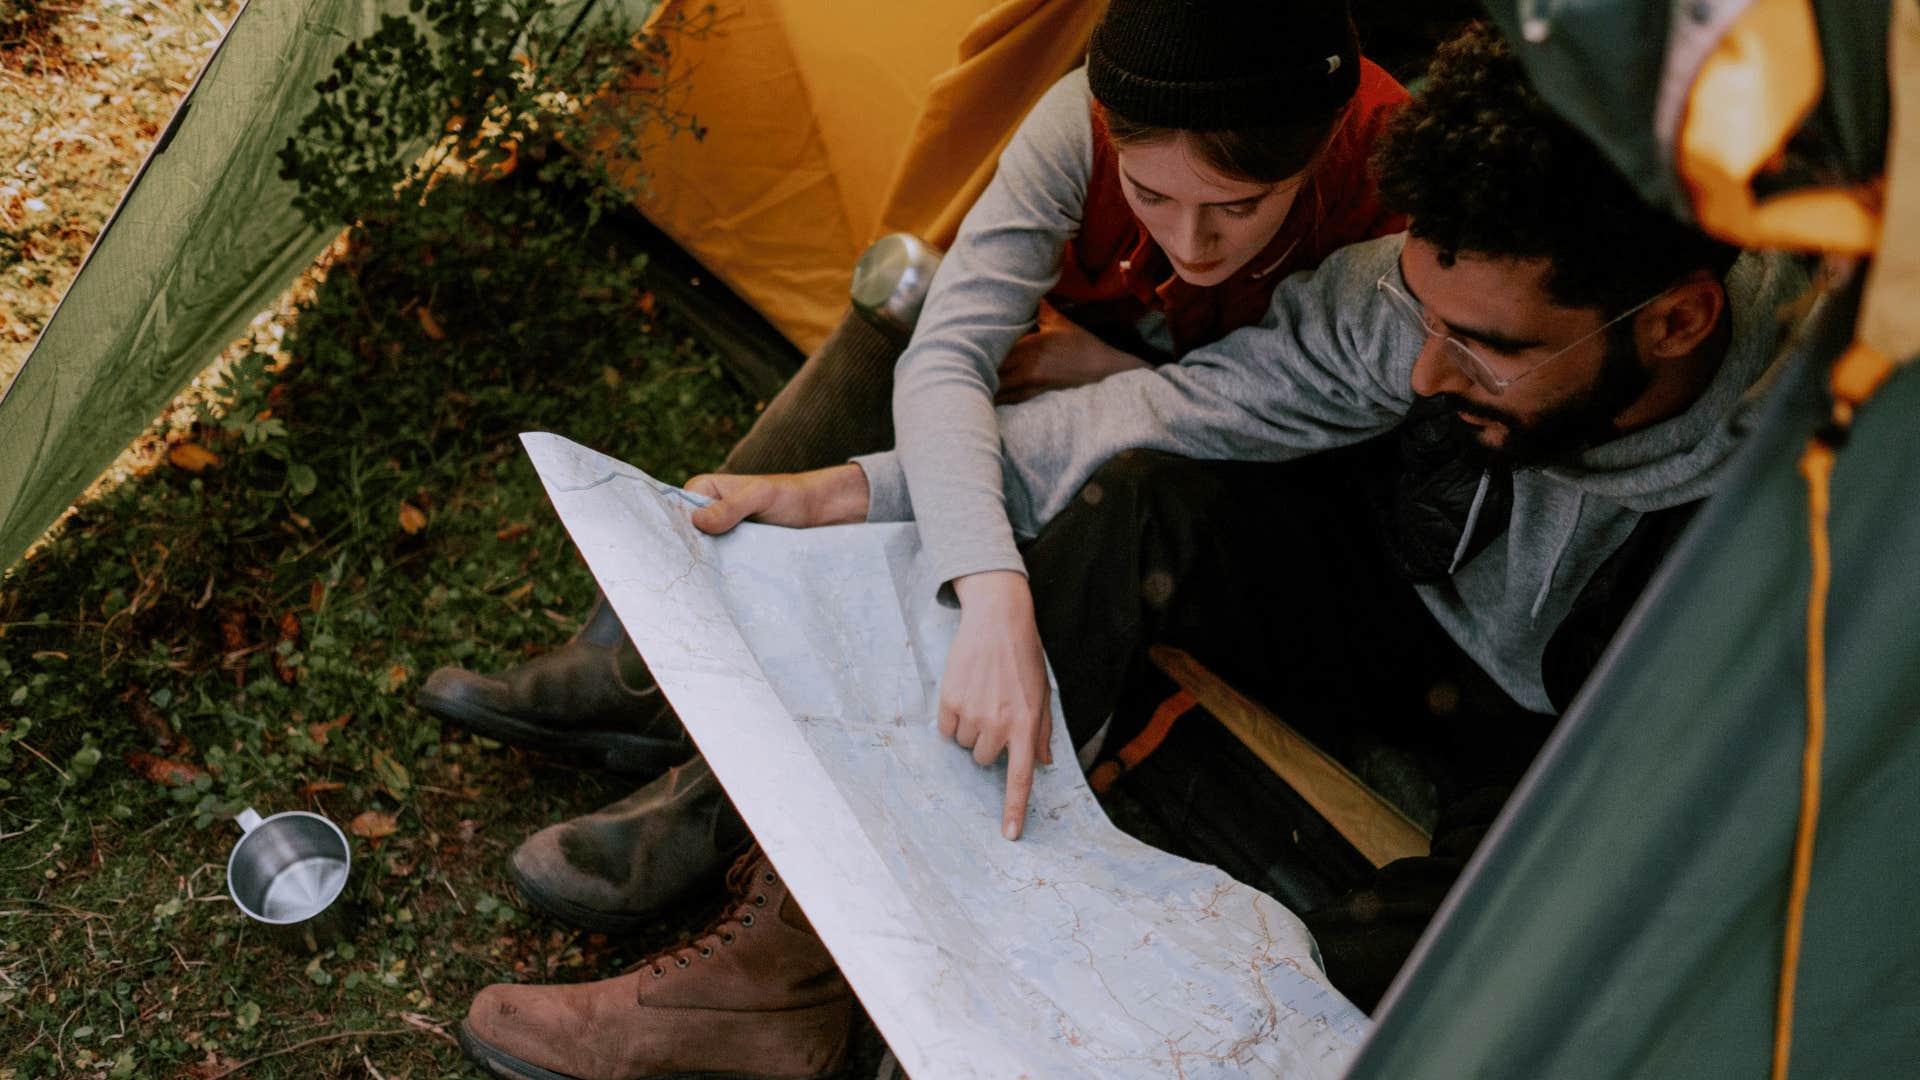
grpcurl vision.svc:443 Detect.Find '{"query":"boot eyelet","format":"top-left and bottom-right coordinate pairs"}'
top-left (674, 955), bottom-right (690, 968)
top-left (720, 932), bottom-right (735, 944)
top-left (740, 912), bottom-right (755, 927)
top-left (698, 946), bottom-right (713, 959)
top-left (752, 894), bottom-right (767, 907)
top-left (763, 871), bottom-right (776, 884)
top-left (650, 966), bottom-right (664, 978)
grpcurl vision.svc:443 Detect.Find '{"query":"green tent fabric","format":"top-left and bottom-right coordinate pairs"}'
top-left (1485, 0), bottom-right (1890, 224)
top-left (0, 0), bottom-right (411, 571)
top-left (1350, 272), bottom-right (1920, 1075)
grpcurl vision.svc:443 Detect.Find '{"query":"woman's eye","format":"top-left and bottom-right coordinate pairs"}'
top-left (1131, 188), bottom-right (1166, 206)
top-left (1218, 203), bottom-right (1259, 219)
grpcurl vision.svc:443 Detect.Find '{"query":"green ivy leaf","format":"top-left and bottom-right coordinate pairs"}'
top-left (371, 747), bottom-right (411, 800)
top-left (287, 462), bottom-right (319, 498)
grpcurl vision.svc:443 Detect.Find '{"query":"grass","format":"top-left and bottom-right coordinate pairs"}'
top-left (0, 168), bottom-right (772, 1077)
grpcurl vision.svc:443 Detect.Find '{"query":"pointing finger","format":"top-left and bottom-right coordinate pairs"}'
top-left (1003, 735), bottom-right (1035, 841)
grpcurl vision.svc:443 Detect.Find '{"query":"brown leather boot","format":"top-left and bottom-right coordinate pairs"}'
top-left (419, 593), bottom-right (691, 775)
top-left (509, 755), bottom-right (751, 935)
top-left (460, 849), bottom-right (853, 1080)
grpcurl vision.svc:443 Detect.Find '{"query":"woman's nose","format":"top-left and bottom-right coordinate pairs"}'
top-left (1165, 210), bottom-right (1211, 262)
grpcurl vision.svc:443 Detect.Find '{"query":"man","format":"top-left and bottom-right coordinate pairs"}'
top-left (457, 24), bottom-right (1806, 1080)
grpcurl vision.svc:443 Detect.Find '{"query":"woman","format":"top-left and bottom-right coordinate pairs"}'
top-left (868, 0), bottom-right (1408, 840)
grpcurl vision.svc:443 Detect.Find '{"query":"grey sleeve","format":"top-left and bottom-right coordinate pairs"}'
top-left (851, 449), bottom-right (912, 522)
top-left (994, 234), bottom-right (1422, 537)
top-left (889, 70), bottom-right (1095, 588)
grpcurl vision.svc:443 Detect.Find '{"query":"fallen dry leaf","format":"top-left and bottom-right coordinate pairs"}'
top-left (415, 305), bottom-right (446, 341)
top-left (220, 608), bottom-right (249, 652)
top-left (348, 810), bottom-right (399, 840)
top-left (124, 751), bottom-right (209, 788)
top-left (167, 443), bottom-right (221, 472)
top-left (125, 688), bottom-right (182, 751)
top-left (387, 664), bottom-right (410, 692)
top-left (272, 611), bottom-right (302, 685)
top-left (494, 522), bottom-right (531, 542)
top-left (300, 780), bottom-right (347, 796)
top-left (308, 713), bottom-right (350, 747)
top-left (398, 501), bottom-right (427, 534)
top-left (309, 579), bottom-right (327, 613)
top-left (187, 1052), bottom-right (243, 1080)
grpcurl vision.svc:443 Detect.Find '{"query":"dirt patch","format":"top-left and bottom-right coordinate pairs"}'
top-left (0, 0), bottom-right (241, 387)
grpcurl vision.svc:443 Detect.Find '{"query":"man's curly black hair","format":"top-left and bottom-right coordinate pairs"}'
top-left (1373, 22), bottom-right (1738, 314)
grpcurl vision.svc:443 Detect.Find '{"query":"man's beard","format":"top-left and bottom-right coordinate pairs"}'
top-left (1427, 326), bottom-right (1649, 467)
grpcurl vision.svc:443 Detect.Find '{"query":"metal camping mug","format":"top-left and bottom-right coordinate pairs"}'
top-left (849, 232), bottom-right (944, 341)
top-left (225, 807), bottom-right (353, 951)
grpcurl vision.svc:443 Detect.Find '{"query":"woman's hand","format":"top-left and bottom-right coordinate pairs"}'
top-left (941, 570), bottom-right (1056, 840)
top-left (996, 301), bottom-right (1150, 404)
top-left (685, 464), bottom-right (870, 535)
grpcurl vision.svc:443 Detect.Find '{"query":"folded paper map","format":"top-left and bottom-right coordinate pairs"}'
top-left (522, 432), bottom-right (1369, 1079)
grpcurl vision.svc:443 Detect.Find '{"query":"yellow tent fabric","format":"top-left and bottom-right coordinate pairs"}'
top-left (598, 0), bottom-right (1104, 353)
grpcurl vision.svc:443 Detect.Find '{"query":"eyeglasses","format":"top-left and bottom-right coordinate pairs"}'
top-left (1375, 270), bottom-right (1667, 396)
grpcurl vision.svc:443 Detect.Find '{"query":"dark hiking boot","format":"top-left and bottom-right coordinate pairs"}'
top-left (510, 755), bottom-right (751, 935)
top-left (420, 593), bottom-right (689, 775)
top-left (461, 849), bottom-right (853, 1080)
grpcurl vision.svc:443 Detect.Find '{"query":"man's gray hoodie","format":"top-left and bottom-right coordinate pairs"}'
top-left (855, 233), bottom-right (1805, 713)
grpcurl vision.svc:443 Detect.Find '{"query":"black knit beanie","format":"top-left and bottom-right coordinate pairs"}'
top-left (1087, 0), bottom-right (1360, 131)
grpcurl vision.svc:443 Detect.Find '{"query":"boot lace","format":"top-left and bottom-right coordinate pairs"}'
top-left (640, 848), bottom-right (778, 978)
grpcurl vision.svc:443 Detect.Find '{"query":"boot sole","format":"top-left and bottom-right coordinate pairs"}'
top-left (458, 1020), bottom-right (845, 1080)
top-left (420, 687), bottom-right (689, 776)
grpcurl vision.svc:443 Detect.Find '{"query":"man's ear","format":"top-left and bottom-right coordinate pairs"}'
top-left (1638, 270), bottom-right (1726, 360)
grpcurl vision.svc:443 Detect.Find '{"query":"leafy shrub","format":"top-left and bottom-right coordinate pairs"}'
top-left (277, 0), bottom-right (715, 240)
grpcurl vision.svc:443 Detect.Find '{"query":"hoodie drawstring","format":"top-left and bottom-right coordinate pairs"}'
top-left (1531, 490), bottom-right (1585, 622)
top-left (1448, 469), bottom-right (1495, 576)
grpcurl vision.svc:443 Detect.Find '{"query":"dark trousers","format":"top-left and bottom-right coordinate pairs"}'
top-left (717, 310), bottom-right (901, 475)
top-left (1027, 450), bottom-right (1544, 782)
top-left (1021, 449), bottom-right (1555, 1010)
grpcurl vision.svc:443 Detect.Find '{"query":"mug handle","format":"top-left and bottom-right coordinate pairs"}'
top-left (237, 808), bottom-right (263, 833)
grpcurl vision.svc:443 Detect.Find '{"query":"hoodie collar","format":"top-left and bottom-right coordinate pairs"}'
top-left (1540, 250), bottom-right (1806, 512)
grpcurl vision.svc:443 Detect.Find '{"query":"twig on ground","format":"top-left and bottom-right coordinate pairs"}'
top-left (204, 1028), bottom-right (414, 1079)
top-left (398, 1011), bottom-right (457, 1044)
top-left (0, 821), bottom-right (41, 842)
top-left (14, 740), bottom-right (69, 782)
top-left (440, 876), bottom-right (467, 915)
